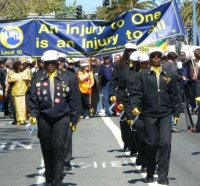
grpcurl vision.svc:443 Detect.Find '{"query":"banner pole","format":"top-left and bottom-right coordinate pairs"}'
top-left (184, 35), bottom-right (197, 78)
top-left (88, 57), bottom-right (92, 105)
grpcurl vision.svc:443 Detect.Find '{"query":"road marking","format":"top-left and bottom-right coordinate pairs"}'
top-left (0, 142), bottom-right (6, 150)
top-left (9, 141), bottom-right (34, 150)
top-left (93, 162), bottom-right (97, 168)
top-left (36, 159), bottom-right (45, 185)
top-left (102, 117), bottom-right (163, 186)
top-left (102, 162), bottom-right (106, 168)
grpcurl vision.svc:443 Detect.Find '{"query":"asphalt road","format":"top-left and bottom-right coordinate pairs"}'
top-left (0, 112), bottom-right (200, 186)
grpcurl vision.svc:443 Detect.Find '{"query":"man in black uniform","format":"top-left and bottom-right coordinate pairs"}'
top-left (131, 48), bottom-right (180, 185)
top-left (109, 43), bottom-right (138, 156)
top-left (126, 53), bottom-right (150, 173)
top-left (57, 52), bottom-right (81, 171)
top-left (29, 50), bottom-right (78, 186)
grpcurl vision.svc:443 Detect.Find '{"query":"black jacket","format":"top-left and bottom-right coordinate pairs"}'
top-left (0, 69), bottom-right (6, 87)
top-left (124, 66), bottom-right (139, 119)
top-left (196, 70), bottom-right (200, 97)
top-left (131, 67), bottom-right (181, 118)
top-left (29, 70), bottom-right (78, 123)
top-left (110, 62), bottom-right (129, 105)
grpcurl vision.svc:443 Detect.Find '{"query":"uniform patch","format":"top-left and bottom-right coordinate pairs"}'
top-left (163, 77), bottom-right (171, 84)
top-left (43, 82), bottom-right (48, 86)
top-left (36, 82), bottom-right (41, 87)
top-left (43, 89), bottom-right (47, 95)
top-left (55, 98), bottom-right (60, 103)
top-left (61, 83), bottom-right (67, 91)
top-left (66, 87), bottom-right (70, 92)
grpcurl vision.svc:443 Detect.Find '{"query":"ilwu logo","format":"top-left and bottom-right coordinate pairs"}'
top-left (0, 26), bottom-right (24, 49)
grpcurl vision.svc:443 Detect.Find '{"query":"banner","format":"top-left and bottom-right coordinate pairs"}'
top-left (0, 0), bottom-right (185, 58)
top-left (138, 40), bottom-right (168, 53)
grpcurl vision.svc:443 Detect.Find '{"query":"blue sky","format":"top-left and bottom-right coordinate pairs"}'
top-left (66, 0), bottom-right (102, 14)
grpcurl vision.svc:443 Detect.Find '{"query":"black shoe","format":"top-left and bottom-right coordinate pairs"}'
top-left (54, 179), bottom-right (62, 186)
top-left (158, 177), bottom-right (169, 185)
top-left (141, 165), bottom-right (147, 173)
top-left (192, 129), bottom-right (200, 133)
top-left (123, 147), bottom-right (129, 152)
top-left (64, 162), bottom-right (72, 171)
top-left (146, 176), bottom-right (154, 183)
top-left (45, 183), bottom-right (53, 186)
top-left (130, 152), bottom-right (137, 157)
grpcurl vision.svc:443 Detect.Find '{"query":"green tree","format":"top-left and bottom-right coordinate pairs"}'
top-left (0, 0), bottom-right (68, 20)
top-left (96, 0), bottom-right (155, 21)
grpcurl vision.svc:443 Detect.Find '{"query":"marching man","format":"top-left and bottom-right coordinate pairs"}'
top-left (29, 50), bottom-right (78, 186)
top-left (131, 48), bottom-right (181, 185)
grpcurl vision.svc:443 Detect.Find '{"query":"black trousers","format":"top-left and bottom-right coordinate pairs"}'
top-left (187, 81), bottom-right (196, 109)
top-left (64, 125), bottom-right (72, 165)
top-left (3, 87), bottom-right (9, 115)
top-left (196, 106), bottom-right (200, 131)
top-left (81, 93), bottom-right (91, 116)
top-left (91, 87), bottom-right (99, 114)
top-left (120, 119), bottom-right (137, 153)
top-left (144, 116), bottom-right (171, 179)
top-left (135, 119), bottom-right (146, 166)
top-left (38, 116), bottom-right (70, 183)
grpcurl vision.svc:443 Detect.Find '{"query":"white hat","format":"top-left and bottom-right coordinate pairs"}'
top-left (58, 52), bottom-right (67, 59)
top-left (67, 58), bottom-right (74, 63)
top-left (41, 50), bottom-right (59, 62)
top-left (43, 50), bottom-right (59, 55)
top-left (124, 43), bottom-right (137, 49)
top-left (81, 61), bottom-right (89, 67)
top-left (148, 47), bottom-right (164, 57)
top-left (139, 54), bottom-right (149, 63)
top-left (130, 51), bottom-right (143, 61)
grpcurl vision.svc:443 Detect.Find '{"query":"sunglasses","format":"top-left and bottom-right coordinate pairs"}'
top-left (150, 54), bottom-right (161, 58)
top-left (58, 59), bottom-right (65, 62)
top-left (91, 59), bottom-right (96, 61)
top-left (45, 61), bottom-right (57, 65)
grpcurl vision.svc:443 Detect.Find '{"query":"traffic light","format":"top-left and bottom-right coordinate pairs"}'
top-left (188, 29), bottom-right (193, 42)
top-left (103, 0), bottom-right (110, 6)
top-left (76, 5), bottom-right (82, 18)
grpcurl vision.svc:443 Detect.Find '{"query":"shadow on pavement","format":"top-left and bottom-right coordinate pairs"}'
top-left (107, 149), bottom-right (124, 153)
top-left (71, 156), bottom-right (91, 160)
top-left (128, 178), bottom-right (145, 184)
top-left (191, 152), bottom-right (200, 155)
top-left (115, 155), bottom-right (129, 158)
top-left (62, 183), bottom-right (77, 186)
top-left (123, 169), bottom-right (139, 174)
top-left (26, 173), bottom-right (39, 178)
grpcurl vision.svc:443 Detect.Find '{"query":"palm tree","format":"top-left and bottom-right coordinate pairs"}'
top-left (96, 0), bottom-right (155, 21)
top-left (179, 0), bottom-right (200, 26)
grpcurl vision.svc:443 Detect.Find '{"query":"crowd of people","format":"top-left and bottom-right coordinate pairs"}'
top-left (0, 45), bottom-right (200, 185)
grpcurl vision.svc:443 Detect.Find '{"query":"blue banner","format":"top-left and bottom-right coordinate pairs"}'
top-left (0, 0), bottom-right (185, 57)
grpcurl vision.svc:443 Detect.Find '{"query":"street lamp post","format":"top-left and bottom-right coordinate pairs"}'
top-left (192, 0), bottom-right (197, 45)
